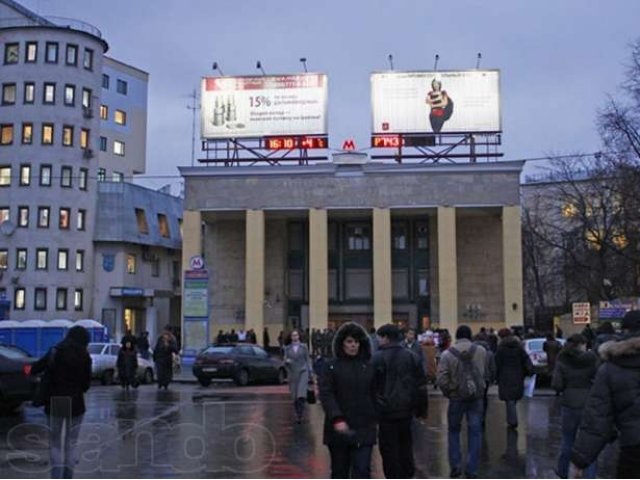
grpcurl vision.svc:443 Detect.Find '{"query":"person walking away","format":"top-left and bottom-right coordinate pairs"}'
top-left (117, 341), bottom-right (139, 391)
top-left (494, 328), bottom-right (533, 429)
top-left (551, 334), bottom-right (598, 478)
top-left (543, 332), bottom-right (562, 378)
top-left (319, 322), bottom-right (376, 478)
top-left (571, 310), bottom-right (640, 478)
top-left (153, 330), bottom-right (178, 390)
top-left (284, 329), bottom-right (314, 423)
top-left (31, 326), bottom-right (92, 479)
top-left (136, 331), bottom-right (150, 360)
top-left (374, 324), bottom-right (428, 479)
top-left (593, 322), bottom-right (617, 356)
top-left (263, 327), bottom-right (271, 351)
top-left (473, 334), bottom-right (496, 427)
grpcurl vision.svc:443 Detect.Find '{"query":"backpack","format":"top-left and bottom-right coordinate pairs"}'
top-left (449, 345), bottom-right (484, 400)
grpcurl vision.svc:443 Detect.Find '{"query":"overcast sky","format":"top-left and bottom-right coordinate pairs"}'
top-left (19, 0), bottom-right (640, 190)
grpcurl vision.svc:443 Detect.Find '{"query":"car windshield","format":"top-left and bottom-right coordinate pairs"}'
top-left (0, 345), bottom-right (29, 360)
top-left (527, 340), bottom-right (544, 352)
top-left (204, 346), bottom-right (234, 354)
top-left (88, 344), bottom-right (105, 354)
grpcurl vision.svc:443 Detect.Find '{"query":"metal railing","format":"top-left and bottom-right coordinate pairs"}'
top-left (0, 16), bottom-right (102, 38)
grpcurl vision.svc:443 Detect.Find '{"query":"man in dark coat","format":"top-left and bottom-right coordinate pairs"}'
top-left (121, 329), bottom-right (137, 349)
top-left (153, 330), bottom-right (178, 390)
top-left (572, 311), bottom-right (640, 478)
top-left (543, 332), bottom-right (562, 377)
top-left (374, 324), bottom-right (428, 479)
top-left (495, 328), bottom-right (533, 429)
top-left (319, 322), bottom-right (376, 478)
top-left (31, 326), bottom-right (92, 479)
top-left (401, 328), bottom-right (425, 371)
top-left (117, 341), bottom-right (139, 390)
top-left (136, 331), bottom-right (150, 359)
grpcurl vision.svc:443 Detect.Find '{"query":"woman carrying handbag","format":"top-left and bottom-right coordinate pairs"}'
top-left (284, 329), bottom-right (315, 423)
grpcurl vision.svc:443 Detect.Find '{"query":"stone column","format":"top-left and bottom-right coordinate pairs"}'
top-left (503, 206), bottom-right (524, 326)
top-left (245, 210), bottom-right (265, 337)
top-left (373, 208), bottom-right (392, 328)
top-left (437, 207), bottom-right (458, 332)
top-left (309, 209), bottom-right (328, 333)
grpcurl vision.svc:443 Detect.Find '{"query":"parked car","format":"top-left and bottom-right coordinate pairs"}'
top-left (0, 344), bottom-right (37, 413)
top-left (193, 344), bottom-right (286, 387)
top-left (88, 343), bottom-right (155, 385)
top-left (524, 337), bottom-right (566, 376)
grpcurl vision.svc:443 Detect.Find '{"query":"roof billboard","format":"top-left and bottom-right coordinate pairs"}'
top-left (371, 70), bottom-right (501, 134)
top-left (201, 74), bottom-right (328, 139)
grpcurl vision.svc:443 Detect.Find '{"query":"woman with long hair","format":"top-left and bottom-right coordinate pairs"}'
top-left (284, 329), bottom-right (313, 423)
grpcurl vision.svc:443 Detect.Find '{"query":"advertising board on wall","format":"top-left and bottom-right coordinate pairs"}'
top-left (572, 302), bottom-right (591, 325)
top-left (201, 74), bottom-right (328, 138)
top-left (371, 70), bottom-right (501, 134)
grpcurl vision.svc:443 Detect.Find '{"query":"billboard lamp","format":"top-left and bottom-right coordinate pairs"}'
top-left (300, 57), bottom-right (308, 72)
top-left (433, 54), bottom-right (440, 71)
top-left (212, 62), bottom-right (224, 76)
top-left (256, 61), bottom-right (266, 76)
top-left (387, 54), bottom-right (394, 71)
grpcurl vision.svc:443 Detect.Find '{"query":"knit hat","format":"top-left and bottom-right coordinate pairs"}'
top-left (622, 310), bottom-right (640, 332)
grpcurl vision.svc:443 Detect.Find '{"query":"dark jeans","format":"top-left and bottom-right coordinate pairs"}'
top-left (618, 443), bottom-right (640, 479)
top-left (448, 398), bottom-right (483, 476)
top-left (294, 397), bottom-right (305, 420)
top-left (557, 407), bottom-right (596, 478)
top-left (505, 400), bottom-right (518, 427)
top-left (378, 418), bottom-right (414, 478)
top-left (328, 444), bottom-right (373, 479)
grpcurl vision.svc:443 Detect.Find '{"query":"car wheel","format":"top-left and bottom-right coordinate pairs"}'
top-left (198, 377), bottom-right (212, 387)
top-left (144, 368), bottom-right (154, 385)
top-left (102, 370), bottom-right (114, 386)
top-left (235, 368), bottom-right (249, 387)
top-left (276, 368), bottom-right (286, 385)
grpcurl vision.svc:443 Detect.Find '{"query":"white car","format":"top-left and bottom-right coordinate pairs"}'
top-left (88, 342), bottom-right (155, 385)
top-left (524, 337), bottom-right (566, 375)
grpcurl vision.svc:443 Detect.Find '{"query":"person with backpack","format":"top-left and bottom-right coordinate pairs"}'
top-left (31, 326), bottom-right (92, 479)
top-left (373, 324), bottom-right (428, 479)
top-left (437, 325), bottom-right (489, 479)
top-left (494, 328), bottom-right (534, 429)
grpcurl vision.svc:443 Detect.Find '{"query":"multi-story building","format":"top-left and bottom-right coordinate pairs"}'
top-left (0, 0), bottom-right (182, 338)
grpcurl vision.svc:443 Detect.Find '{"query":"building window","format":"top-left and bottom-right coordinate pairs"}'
top-left (37, 207), bottom-right (50, 228)
top-left (99, 136), bottom-right (107, 152)
top-left (65, 44), bottom-right (78, 66)
top-left (34, 288), bottom-right (47, 310)
top-left (77, 209), bottom-right (86, 230)
top-left (81, 88), bottom-right (91, 109)
top-left (113, 140), bottom-right (125, 156)
top-left (40, 165), bottom-right (52, 186)
top-left (21, 123), bottom-right (33, 144)
top-left (4, 43), bottom-right (19, 64)
top-left (0, 166), bottom-right (11, 186)
top-left (127, 254), bottom-right (137, 274)
top-left (62, 125), bottom-right (74, 147)
top-left (83, 48), bottom-right (93, 70)
top-left (114, 110), bottom-right (126, 125)
top-left (392, 224), bottom-right (407, 250)
top-left (0, 207), bottom-right (8, 224)
top-left (112, 172), bottom-right (124, 182)
top-left (79, 168), bottom-right (88, 190)
top-left (347, 225), bottom-right (371, 251)
top-left (152, 257), bottom-right (160, 277)
top-left (76, 250), bottom-right (84, 271)
top-left (36, 248), bottom-right (48, 270)
top-left (80, 128), bottom-right (89, 149)
top-left (19, 164), bottom-right (30, 186)
top-left (2, 83), bottom-right (16, 105)
top-left (97, 168), bottom-right (106, 182)
top-left (100, 105), bottom-right (108, 120)
top-left (102, 74), bottom-right (109, 89)
top-left (0, 124), bottom-right (13, 145)
top-left (23, 82), bottom-right (35, 104)
top-left (57, 249), bottom-right (68, 270)
top-left (158, 214), bottom-right (170, 238)
top-left (64, 85), bottom-right (75, 106)
top-left (43, 83), bottom-right (56, 104)
top-left (74, 289), bottom-right (83, 311)
top-left (25, 41), bottom-right (37, 63)
top-left (135, 208), bottom-right (149, 234)
top-left (42, 123), bottom-right (54, 145)
top-left (14, 288), bottom-right (25, 310)
top-left (16, 249), bottom-right (27, 270)
top-left (18, 206), bottom-right (28, 227)
top-left (56, 288), bottom-right (67, 310)
top-left (116, 79), bottom-right (128, 95)
top-left (45, 42), bottom-right (58, 63)
top-left (0, 249), bottom-right (7, 270)
top-left (59, 207), bottom-right (70, 229)
top-left (60, 166), bottom-right (72, 188)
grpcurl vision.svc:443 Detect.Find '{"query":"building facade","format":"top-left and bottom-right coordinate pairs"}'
top-left (179, 157), bottom-right (524, 352)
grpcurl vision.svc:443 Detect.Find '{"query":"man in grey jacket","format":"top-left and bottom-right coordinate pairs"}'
top-left (437, 325), bottom-right (489, 479)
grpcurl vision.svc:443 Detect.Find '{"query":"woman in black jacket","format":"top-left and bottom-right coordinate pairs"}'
top-left (551, 334), bottom-right (598, 478)
top-left (153, 330), bottom-right (178, 390)
top-left (31, 326), bottom-right (92, 479)
top-left (494, 328), bottom-right (533, 429)
top-left (117, 340), bottom-right (139, 391)
top-left (319, 322), bottom-right (376, 478)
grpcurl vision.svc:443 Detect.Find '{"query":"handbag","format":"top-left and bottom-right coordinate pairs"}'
top-left (306, 387), bottom-right (317, 404)
top-left (32, 348), bottom-right (56, 408)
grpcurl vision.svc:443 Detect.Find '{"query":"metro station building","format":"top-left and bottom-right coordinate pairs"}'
top-left (179, 154), bottom-right (524, 350)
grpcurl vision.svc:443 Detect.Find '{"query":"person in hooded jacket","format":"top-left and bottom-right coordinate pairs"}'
top-left (571, 311), bottom-right (640, 478)
top-left (494, 328), bottom-right (533, 429)
top-left (117, 340), bottom-right (139, 391)
top-left (551, 334), bottom-right (598, 478)
top-left (319, 322), bottom-right (376, 479)
top-left (31, 326), bottom-right (92, 479)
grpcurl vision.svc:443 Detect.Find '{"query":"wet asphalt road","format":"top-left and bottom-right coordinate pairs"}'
top-left (0, 383), bottom-right (619, 478)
